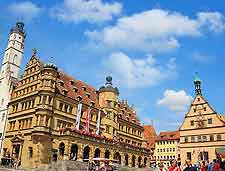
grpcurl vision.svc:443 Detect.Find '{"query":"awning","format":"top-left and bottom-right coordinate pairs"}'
top-left (216, 147), bottom-right (225, 158)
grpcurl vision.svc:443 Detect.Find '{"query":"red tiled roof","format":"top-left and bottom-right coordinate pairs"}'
top-left (56, 71), bottom-right (100, 108)
top-left (13, 56), bottom-right (142, 125)
top-left (156, 130), bottom-right (180, 141)
top-left (117, 100), bottom-right (141, 125)
top-left (144, 125), bottom-right (157, 148)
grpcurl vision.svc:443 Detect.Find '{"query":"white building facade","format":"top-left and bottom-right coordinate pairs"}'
top-left (0, 22), bottom-right (26, 156)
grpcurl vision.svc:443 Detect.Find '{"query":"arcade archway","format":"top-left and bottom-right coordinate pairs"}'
top-left (132, 155), bottom-right (136, 167)
top-left (70, 144), bottom-right (78, 160)
top-left (83, 146), bottom-right (90, 162)
top-left (125, 154), bottom-right (129, 166)
top-left (105, 150), bottom-right (110, 159)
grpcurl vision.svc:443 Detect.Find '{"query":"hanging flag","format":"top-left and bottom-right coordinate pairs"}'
top-left (75, 103), bottom-right (82, 130)
top-left (96, 110), bottom-right (101, 135)
top-left (85, 107), bottom-right (91, 132)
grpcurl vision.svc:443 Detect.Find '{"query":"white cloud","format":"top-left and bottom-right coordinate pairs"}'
top-left (157, 89), bottom-right (193, 112)
top-left (86, 9), bottom-right (225, 53)
top-left (197, 12), bottom-right (225, 33)
top-left (50, 0), bottom-right (122, 23)
top-left (8, 1), bottom-right (42, 21)
top-left (191, 52), bottom-right (213, 63)
top-left (103, 52), bottom-right (177, 88)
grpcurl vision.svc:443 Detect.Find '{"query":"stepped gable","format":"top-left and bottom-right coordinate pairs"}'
top-left (56, 71), bottom-right (100, 108)
top-left (144, 125), bottom-right (157, 148)
top-left (117, 100), bottom-right (141, 126)
top-left (156, 130), bottom-right (180, 141)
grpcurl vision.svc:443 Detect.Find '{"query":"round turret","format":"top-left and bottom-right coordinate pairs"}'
top-left (98, 76), bottom-right (119, 95)
top-left (10, 22), bottom-right (26, 37)
top-left (43, 63), bottom-right (58, 71)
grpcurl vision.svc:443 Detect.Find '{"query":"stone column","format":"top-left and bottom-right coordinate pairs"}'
top-left (77, 144), bottom-right (83, 161)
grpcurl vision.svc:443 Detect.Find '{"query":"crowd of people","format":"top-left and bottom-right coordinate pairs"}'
top-left (157, 159), bottom-right (225, 171)
top-left (0, 154), bottom-right (21, 169)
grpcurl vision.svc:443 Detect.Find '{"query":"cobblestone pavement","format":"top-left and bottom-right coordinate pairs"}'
top-left (0, 168), bottom-right (153, 171)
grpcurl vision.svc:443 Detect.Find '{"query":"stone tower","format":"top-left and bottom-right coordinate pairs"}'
top-left (0, 22), bottom-right (26, 156)
top-left (98, 76), bottom-right (119, 139)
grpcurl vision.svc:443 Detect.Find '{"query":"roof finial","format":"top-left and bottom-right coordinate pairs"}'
top-left (194, 72), bottom-right (201, 83)
top-left (32, 48), bottom-right (37, 56)
top-left (105, 76), bottom-right (112, 86)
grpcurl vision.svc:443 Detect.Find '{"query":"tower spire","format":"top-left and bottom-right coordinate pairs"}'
top-left (194, 72), bottom-right (202, 95)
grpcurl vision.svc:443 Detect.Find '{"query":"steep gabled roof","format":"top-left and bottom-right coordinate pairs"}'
top-left (156, 130), bottom-right (180, 141)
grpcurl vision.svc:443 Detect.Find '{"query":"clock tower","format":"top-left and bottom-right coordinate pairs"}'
top-left (0, 22), bottom-right (26, 156)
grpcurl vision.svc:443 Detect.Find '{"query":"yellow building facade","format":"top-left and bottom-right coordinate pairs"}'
top-left (2, 52), bottom-right (152, 169)
top-left (154, 131), bottom-right (180, 166)
top-left (179, 76), bottom-right (225, 164)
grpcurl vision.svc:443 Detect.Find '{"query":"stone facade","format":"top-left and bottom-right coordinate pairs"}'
top-left (154, 131), bottom-right (180, 166)
top-left (0, 22), bottom-right (25, 157)
top-left (2, 52), bottom-right (152, 169)
top-left (179, 76), bottom-right (225, 164)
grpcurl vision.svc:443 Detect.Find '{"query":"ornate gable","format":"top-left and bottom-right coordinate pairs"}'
top-left (11, 135), bottom-right (24, 143)
top-left (180, 77), bottom-right (225, 131)
top-left (186, 95), bottom-right (216, 117)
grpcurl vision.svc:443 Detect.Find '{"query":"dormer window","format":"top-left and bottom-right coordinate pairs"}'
top-left (59, 80), bottom-right (64, 86)
top-left (82, 86), bottom-right (86, 91)
top-left (126, 116), bottom-right (129, 121)
top-left (62, 89), bottom-right (68, 95)
top-left (69, 80), bottom-right (74, 85)
top-left (86, 93), bottom-right (91, 98)
top-left (77, 95), bottom-right (82, 102)
top-left (90, 101), bottom-right (95, 106)
top-left (73, 86), bottom-right (78, 93)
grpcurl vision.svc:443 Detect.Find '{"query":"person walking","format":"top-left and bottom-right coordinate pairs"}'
top-left (200, 161), bottom-right (207, 171)
top-left (213, 159), bottom-right (220, 171)
top-left (169, 160), bottom-right (181, 171)
top-left (183, 160), bottom-right (198, 171)
top-left (157, 160), bottom-right (168, 171)
top-left (208, 162), bottom-right (214, 171)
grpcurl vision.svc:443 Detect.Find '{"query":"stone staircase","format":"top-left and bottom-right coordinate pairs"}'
top-left (47, 160), bottom-right (88, 171)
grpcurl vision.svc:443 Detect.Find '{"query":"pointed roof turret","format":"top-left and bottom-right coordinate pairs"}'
top-left (194, 72), bottom-right (202, 95)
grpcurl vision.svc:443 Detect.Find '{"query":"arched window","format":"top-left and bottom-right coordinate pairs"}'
top-left (59, 142), bottom-right (65, 157)
top-left (12, 54), bottom-right (17, 64)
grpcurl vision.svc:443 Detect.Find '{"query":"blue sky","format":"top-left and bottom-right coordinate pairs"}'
top-left (1, 0), bottom-right (225, 133)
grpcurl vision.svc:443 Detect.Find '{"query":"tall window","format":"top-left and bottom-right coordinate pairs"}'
top-left (185, 137), bottom-right (188, 143)
top-left (210, 135), bottom-right (214, 141)
top-left (217, 134), bottom-right (222, 141)
top-left (202, 136), bottom-right (207, 142)
top-left (208, 118), bottom-right (212, 124)
top-left (1, 113), bottom-right (5, 121)
top-left (28, 147), bottom-right (33, 158)
top-left (190, 120), bottom-right (195, 126)
top-left (191, 136), bottom-right (195, 142)
top-left (12, 55), bottom-right (17, 63)
top-left (187, 152), bottom-right (192, 160)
